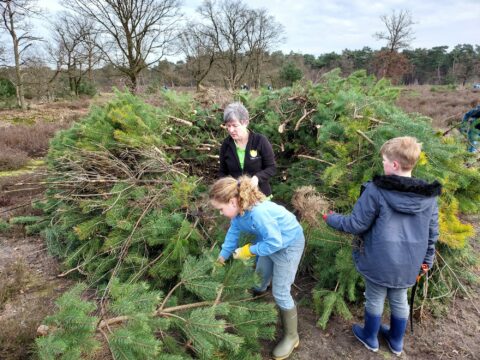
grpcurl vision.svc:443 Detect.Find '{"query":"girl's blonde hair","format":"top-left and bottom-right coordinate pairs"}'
top-left (209, 176), bottom-right (265, 215)
top-left (380, 136), bottom-right (422, 171)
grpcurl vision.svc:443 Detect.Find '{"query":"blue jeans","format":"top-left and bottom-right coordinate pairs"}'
top-left (364, 279), bottom-right (409, 319)
top-left (254, 234), bottom-right (305, 310)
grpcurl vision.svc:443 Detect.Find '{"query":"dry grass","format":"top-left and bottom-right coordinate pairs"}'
top-left (0, 238), bottom-right (69, 360)
top-left (0, 269), bottom-right (60, 360)
top-left (0, 123), bottom-right (60, 158)
top-left (0, 106), bottom-right (79, 171)
top-left (0, 143), bottom-right (29, 171)
top-left (0, 260), bottom-right (31, 309)
top-left (44, 97), bottom-right (91, 110)
top-left (193, 86), bottom-right (235, 108)
top-left (396, 86), bottom-right (480, 129)
top-left (142, 86), bottom-right (235, 109)
top-left (0, 174), bottom-right (46, 218)
top-left (291, 186), bottom-right (330, 226)
top-left (0, 305), bottom-right (48, 359)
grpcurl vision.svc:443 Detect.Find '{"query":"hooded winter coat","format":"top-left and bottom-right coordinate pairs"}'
top-left (326, 175), bottom-right (442, 288)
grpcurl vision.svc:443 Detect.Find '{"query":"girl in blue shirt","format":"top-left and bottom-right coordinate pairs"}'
top-left (210, 175), bottom-right (305, 360)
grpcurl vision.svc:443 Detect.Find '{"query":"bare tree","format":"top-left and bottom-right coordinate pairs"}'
top-left (196, 0), bottom-right (283, 90)
top-left (373, 9), bottom-right (414, 79)
top-left (65, 0), bottom-right (182, 93)
top-left (179, 22), bottom-right (216, 90)
top-left (0, 43), bottom-right (5, 63)
top-left (374, 9), bottom-right (415, 53)
top-left (1, 0), bottom-right (42, 109)
top-left (48, 12), bottom-right (102, 97)
top-left (245, 8), bottom-right (284, 88)
top-left (198, 0), bottom-right (252, 90)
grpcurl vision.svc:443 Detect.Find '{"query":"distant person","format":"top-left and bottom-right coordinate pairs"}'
top-left (211, 176), bottom-right (305, 360)
top-left (323, 137), bottom-right (441, 356)
top-left (461, 105), bottom-right (480, 153)
top-left (267, 84), bottom-right (273, 91)
top-left (219, 102), bottom-right (276, 197)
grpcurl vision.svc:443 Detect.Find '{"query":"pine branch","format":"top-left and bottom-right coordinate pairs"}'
top-left (297, 154), bottom-right (334, 166)
top-left (101, 190), bottom-right (164, 302)
top-left (294, 108), bottom-right (316, 131)
top-left (168, 115), bottom-right (193, 126)
top-left (158, 280), bottom-right (185, 311)
top-left (355, 129), bottom-right (375, 145)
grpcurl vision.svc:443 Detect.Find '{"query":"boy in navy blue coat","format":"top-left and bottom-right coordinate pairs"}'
top-left (324, 137), bottom-right (441, 356)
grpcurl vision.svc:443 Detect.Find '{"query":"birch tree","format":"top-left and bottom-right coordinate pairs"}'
top-left (1, 0), bottom-right (42, 109)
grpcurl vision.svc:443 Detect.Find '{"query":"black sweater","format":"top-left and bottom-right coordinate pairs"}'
top-left (219, 132), bottom-right (276, 196)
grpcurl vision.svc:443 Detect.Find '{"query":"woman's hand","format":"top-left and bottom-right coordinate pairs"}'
top-left (217, 256), bottom-right (226, 265)
top-left (251, 176), bottom-right (259, 187)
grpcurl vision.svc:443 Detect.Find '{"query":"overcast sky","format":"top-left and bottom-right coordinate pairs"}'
top-left (40, 0), bottom-right (479, 60)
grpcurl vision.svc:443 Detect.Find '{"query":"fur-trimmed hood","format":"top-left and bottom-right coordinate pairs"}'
top-left (372, 175), bottom-right (442, 214)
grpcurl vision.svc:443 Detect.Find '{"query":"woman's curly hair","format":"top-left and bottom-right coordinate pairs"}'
top-left (209, 176), bottom-right (265, 215)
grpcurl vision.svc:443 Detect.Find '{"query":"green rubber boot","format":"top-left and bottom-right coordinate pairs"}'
top-left (272, 306), bottom-right (300, 360)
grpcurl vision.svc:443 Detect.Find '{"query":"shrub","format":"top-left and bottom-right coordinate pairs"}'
top-left (0, 218), bottom-right (10, 233)
top-left (0, 78), bottom-right (15, 99)
top-left (0, 123), bottom-right (61, 157)
top-left (0, 143), bottom-right (29, 171)
top-left (77, 81), bottom-right (97, 96)
top-left (280, 62), bottom-right (303, 86)
top-left (0, 260), bottom-right (31, 309)
top-left (0, 260), bottom-right (56, 360)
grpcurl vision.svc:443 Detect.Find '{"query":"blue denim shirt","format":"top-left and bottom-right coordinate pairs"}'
top-left (219, 200), bottom-right (303, 259)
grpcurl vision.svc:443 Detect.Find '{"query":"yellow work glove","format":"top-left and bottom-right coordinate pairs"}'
top-left (233, 244), bottom-right (254, 260)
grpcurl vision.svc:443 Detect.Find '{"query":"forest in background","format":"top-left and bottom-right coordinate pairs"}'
top-left (1, 0), bottom-right (479, 110)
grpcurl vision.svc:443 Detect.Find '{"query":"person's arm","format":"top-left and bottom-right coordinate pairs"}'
top-left (249, 212), bottom-right (283, 256)
top-left (219, 220), bottom-right (240, 260)
top-left (254, 136), bottom-right (276, 183)
top-left (423, 201), bottom-right (439, 268)
top-left (326, 183), bottom-right (379, 234)
top-left (219, 141), bottom-right (229, 178)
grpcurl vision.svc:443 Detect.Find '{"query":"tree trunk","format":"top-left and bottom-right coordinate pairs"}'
top-left (88, 49), bottom-right (93, 82)
top-left (69, 73), bottom-right (76, 96)
top-left (128, 74), bottom-right (137, 94)
top-left (11, 19), bottom-right (26, 110)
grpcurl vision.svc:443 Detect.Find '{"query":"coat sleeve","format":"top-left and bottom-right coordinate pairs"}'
top-left (423, 200), bottom-right (439, 268)
top-left (254, 136), bottom-right (276, 182)
top-left (218, 141), bottom-right (229, 178)
top-left (326, 183), bottom-right (379, 235)
top-left (219, 220), bottom-right (240, 259)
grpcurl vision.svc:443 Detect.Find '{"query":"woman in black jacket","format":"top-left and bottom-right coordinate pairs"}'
top-left (219, 102), bottom-right (276, 196)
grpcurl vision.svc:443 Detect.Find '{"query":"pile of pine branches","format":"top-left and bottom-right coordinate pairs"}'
top-left (32, 93), bottom-right (276, 359)
top-left (31, 70), bottom-right (479, 358)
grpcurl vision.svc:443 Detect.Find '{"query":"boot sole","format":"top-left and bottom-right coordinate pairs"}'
top-left (353, 331), bottom-right (378, 352)
top-left (381, 326), bottom-right (402, 356)
top-left (272, 340), bottom-right (299, 360)
top-left (385, 340), bottom-right (402, 356)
